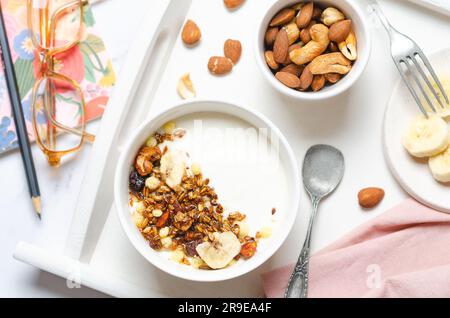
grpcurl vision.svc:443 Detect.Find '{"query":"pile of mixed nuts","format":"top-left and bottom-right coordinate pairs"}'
top-left (264, 2), bottom-right (357, 92)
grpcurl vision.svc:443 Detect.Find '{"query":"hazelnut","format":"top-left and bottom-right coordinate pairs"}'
top-left (321, 7), bottom-right (345, 26)
top-left (145, 136), bottom-right (157, 147)
top-left (135, 201), bottom-right (146, 213)
top-left (163, 121), bottom-right (177, 134)
top-left (152, 209), bottom-right (163, 217)
top-left (161, 237), bottom-right (173, 249)
top-left (145, 176), bottom-right (160, 190)
top-left (159, 227), bottom-right (170, 238)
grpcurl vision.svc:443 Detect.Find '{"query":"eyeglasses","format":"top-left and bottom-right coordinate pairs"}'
top-left (27, 0), bottom-right (95, 166)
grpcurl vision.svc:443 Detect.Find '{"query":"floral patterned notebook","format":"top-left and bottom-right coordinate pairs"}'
top-left (0, 0), bottom-right (115, 153)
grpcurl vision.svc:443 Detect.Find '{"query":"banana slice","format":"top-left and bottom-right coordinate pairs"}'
top-left (160, 150), bottom-right (186, 189)
top-left (429, 146), bottom-right (450, 183)
top-left (402, 114), bottom-right (449, 158)
top-left (196, 232), bottom-right (241, 269)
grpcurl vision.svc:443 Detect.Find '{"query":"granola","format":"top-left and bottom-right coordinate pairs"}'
top-left (128, 122), bottom-right (258, 270)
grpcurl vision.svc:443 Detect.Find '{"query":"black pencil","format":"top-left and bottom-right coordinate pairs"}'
top-left (0, 4), bottom-right (41, 218)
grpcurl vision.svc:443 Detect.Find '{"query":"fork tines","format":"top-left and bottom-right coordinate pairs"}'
top-left (396, 48), bottom-right (449, 117)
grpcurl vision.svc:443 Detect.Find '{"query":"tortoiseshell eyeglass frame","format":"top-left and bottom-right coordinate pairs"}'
top-left (27, 0), bottom-right (95, 166)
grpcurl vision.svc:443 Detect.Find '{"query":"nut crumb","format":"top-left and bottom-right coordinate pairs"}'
top-left (191, 163), bottom-right (202, 176)
top-left (152, 209), bottom-right (163, 217)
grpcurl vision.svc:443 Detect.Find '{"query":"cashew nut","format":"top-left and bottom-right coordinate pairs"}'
top-left (135, 146), bottom-right (162, 176)
top-left (289, 24), bottom-right (330, 65)
top-left (321, 7), bottom-right (345, 26)
top-left (308, 52), bottom-right (352, 75)
top-left (177, 73), bottom-right (196, 99)
top-left (339, 31), bottom-right (357, 61)
top-left (284, 22), bottom-right (300, 45)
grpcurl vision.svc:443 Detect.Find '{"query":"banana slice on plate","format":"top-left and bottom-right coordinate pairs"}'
top-left (196, 232), bottom-right (241, 269)
top-left (429, 146), bottom-right (450, 183)
top-left (402, 114), bottom-right (449, 158)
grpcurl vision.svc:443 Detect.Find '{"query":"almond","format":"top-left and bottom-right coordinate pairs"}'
top-left (224, 0), bottom-right (245, 9)
top-left (273, 28), bottom-right (289, 64)
top-left (296, 2), bottom-right (314, 28)
top-left (281, 64), bottom-right (304, 77)
top-left (358, 188), bottom-right (385, 209)
top-left (282, 54), bottom-right (292, 66)
top-left (265, 27), bottom-right (279, 47)
top-left (270, 8), bottom-right (296, 27)
top-left (208, 56), bottom-right (233, 75)
top-left (275, 72), bottom-right (301, 88)
top-left (224, 39), bottom-right (242, 64)
top-left (299, 20), bottom-right (316, 44)
top-left (299, 65), bottom-right (313, 90)
top-left (329, 20), bottom-right (352, 43)
top-left (284, 23), bottom-right (300, 45)
top-left (311, 74), bottom-right (325, 91)
top-left (325, 73), bottom-right (341, 84)
top-left (181, 20), bottom-right (201, 46)
top-left (265, 51), bottom-right (279, 70)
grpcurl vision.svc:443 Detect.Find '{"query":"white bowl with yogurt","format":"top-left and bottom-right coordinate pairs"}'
top-left (114, 99), bottom-right (300, 282)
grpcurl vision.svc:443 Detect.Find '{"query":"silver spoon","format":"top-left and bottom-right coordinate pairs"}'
top-left (285, 145), bottom-right (345, 298)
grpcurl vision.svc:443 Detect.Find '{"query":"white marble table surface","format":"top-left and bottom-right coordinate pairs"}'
top-left (1, 0), bottom-right (450, 297)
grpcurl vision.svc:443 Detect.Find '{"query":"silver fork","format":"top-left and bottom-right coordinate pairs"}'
top-left (371, 1), bottom-right (449, 117)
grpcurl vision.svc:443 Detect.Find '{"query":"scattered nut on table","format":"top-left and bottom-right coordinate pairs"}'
top-left (177, 73), bottom-right (196, 99)
top-left (208, 56), bottom-right (233, 75)
top-left (224, 39), bottom-right (242, 64)
top-left (181, 19), bottom-right (201, 46)
top-left (208, 39), bottom-right (242, 76)
top-left (358, 187), bottom-right (385, 209)
top-left (224, 0), bottom-right (245, 10)
top-left (263, 1), bottom-right (358, 92)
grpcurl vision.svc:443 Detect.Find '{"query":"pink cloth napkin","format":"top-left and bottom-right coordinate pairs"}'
top-left (262, 199), bottom-right (450, 298)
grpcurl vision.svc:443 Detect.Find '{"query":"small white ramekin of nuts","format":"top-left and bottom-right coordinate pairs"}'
top-left (255, 0), bottom-right (371, 101)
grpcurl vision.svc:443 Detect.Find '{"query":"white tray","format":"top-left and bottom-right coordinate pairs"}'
top-left (13, 0), bottom-right (204, 298)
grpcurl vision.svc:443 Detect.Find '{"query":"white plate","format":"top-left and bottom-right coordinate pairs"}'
top-left (383, 48), bottom-right (450, 213)
top-left (115, 99), bottom-right (300, 282)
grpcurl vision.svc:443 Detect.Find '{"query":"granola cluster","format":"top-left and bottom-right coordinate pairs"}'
top-left (128, 123), bottom-right (258, 269)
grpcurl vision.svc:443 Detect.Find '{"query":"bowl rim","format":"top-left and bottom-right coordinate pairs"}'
top-left (254, 0), bottom-right (372, 101)
top-left (114, 98), bottom-right (301, 282)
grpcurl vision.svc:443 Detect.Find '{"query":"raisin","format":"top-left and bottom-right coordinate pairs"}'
top-left (129, 170), bottom-right (145, 192)
top-left (184, 240), bottom-right (202, 257)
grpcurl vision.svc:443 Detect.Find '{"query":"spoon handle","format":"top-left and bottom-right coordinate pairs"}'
top-left (285, 197), bottom-right (320, 298)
